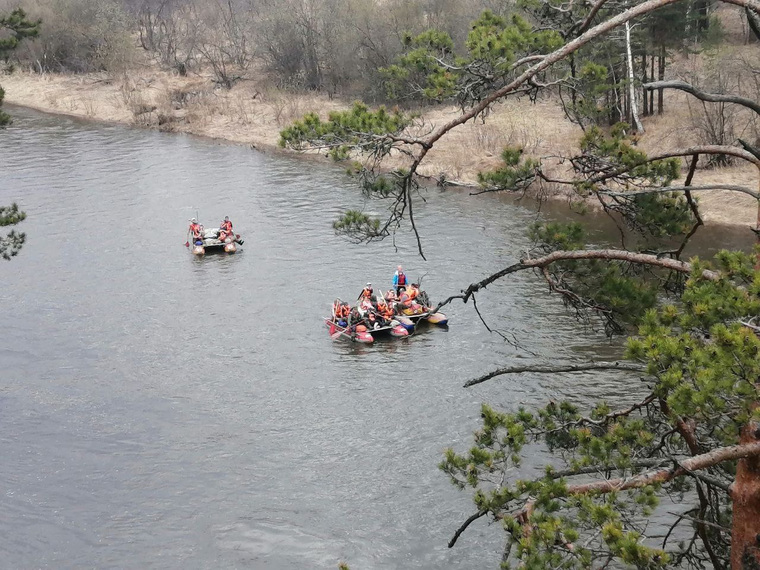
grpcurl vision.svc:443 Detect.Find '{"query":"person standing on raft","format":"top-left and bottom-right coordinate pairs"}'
top-left (392, 266), bottom-right (407, 296)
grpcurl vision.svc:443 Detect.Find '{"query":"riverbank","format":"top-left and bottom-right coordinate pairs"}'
top-left (3, 67), bottom-right (757, 228)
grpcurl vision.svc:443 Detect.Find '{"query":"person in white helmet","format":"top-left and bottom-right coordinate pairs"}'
top-left (187, 218), bottom-right (203, 246)
top-left (358, 282), bottom-right (374, 302)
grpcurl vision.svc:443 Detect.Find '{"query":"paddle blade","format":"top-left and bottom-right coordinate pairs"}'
top-left (184, 241), bottom-right (189, 247)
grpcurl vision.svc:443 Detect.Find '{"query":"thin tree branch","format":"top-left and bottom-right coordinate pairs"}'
top-left (548, 457), bottom-right (669, 479)
top-left (464, 362), bottom-right (644, 387)
top-left (676, 154), bottom-right (703, 258)
top-left (643, 80), bottom-right (760, 117)
top-left (439, 249), bottom-right (721, 309)
top-left (597, 184), bottom-right (760, 200)
top-left (587, 146), bottom-right (760, 186)
top-left (573, 0), bottom-right (612, 35)
top-left (448, 510), bottom-right (487, 548)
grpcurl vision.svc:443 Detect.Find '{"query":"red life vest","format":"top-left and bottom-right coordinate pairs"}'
top-left (397, 271), bottom-right (406, 286)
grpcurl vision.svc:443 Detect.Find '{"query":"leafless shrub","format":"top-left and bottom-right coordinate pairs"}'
top-left (684, 57), bottom-right (741, 167)
top-left (81, 96), bottom-right (97, 117)
top-left (15, 0), bottom-right (135, 73)
top-left (467, 123), bottom-right (510, 156)
top-left (269, 91), bottom-right (306, 127)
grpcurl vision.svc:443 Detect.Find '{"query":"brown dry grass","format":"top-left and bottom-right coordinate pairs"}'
top-left (2, 58), bottom-right (757, 227)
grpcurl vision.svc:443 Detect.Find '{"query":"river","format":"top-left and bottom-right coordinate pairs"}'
top-left (0, 106), bottom-right (754, 569)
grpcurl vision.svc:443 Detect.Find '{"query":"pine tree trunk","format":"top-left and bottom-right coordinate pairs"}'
top-left (650, 55), bottom-right (655, 115)
top-left (658, 45), bottom-right (665, 114)
top-left (642, 54), bottom-right (649, 117)
top-left (730, 422), bottom-right (760, 569)
top-left (569, 53), bottom-right (578, 109)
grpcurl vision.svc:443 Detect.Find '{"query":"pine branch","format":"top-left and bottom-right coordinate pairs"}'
top-left (464, 361), bottom-right (644, 387)
top-left (436, 249), bottom-right (721, 311)
top-left (565, 441), bottom-right (760, 495)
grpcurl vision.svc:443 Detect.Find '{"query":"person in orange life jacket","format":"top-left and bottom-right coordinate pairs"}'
top-left (358, 283), bottom-right (374, 302)
top-left (334, 302), bottom-right (350, 327)
top-left (386, 290), bottom-right (401, 313)
top-left (188, 218), bottom-right (204, 245)
top-left (376, 298), bottom-right (394, 321)
top-left (219, 216), bottom-right (232, 241)
top-left (406, 282), bottom-right (420, 301)
top-left (218, 216), bottom-right (233, 241)
top-left (392, 265), bottom-right (407, 295)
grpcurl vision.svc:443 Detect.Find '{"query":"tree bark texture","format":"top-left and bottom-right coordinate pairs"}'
top-left (650, 55), bottom-right (655, 114)
top-left (658, 45), bottom-right (665, 114)
top-left (626, 22), bottom-right (644, 132)
top-left (731, 423), bottom-right (760, 569)
top-left (642, 54), bottom-right (649, 117)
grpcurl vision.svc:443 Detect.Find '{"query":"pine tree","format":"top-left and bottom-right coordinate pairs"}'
top-left (0, 9), bottom-right (39, 260)
top-left (0, 8), bottom-right (40, 126)
top-left (282, 0), bottom-right (760, 565)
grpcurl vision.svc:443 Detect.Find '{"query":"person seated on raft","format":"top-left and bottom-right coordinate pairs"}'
top-left (219, 216), bottom-right (233, 242)
top-left (376, 298), bottom-right (395, 322)
top-left (334, 301), bottom-right (351, 327)
top-left (405, 282), bottom-right (420, 301)
top-left (188, 218), bottom-right (204, 245)
top-left (364, 309), bottom-right (382, 330)
top-left (398, 285), bottom-right (425, 314)
top-left (384, 290), bottom-right (399, 313)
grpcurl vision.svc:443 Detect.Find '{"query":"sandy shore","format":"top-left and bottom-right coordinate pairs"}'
top-left (3, 68), bottom-right (757, 228)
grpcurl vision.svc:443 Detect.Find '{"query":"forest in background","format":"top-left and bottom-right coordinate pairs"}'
top-left (0, 0), bottom-right (757, 125)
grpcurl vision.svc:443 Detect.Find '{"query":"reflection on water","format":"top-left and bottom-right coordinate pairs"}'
top-left (0, 106), bottom-right (755, 569)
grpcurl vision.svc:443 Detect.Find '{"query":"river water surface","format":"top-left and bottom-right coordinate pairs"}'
top-left (0, 107), bottom-right (754, 569)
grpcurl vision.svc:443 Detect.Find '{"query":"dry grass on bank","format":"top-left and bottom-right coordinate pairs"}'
top-left (2, 63), bottom-right (757, 227)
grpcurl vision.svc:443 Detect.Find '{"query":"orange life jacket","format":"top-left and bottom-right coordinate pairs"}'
top-left (336, 304), bottom-right (349, 318)
top-left (361, 288), bottom-right (373, 298)
top-left (190, 223), bottom-right (202, 238)
top-left (407, 286), bottom-right (418, 300)
top-left (378, 303), bottom-right (394, 319)
top-left (221, 220), bottom-right (232, 233)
